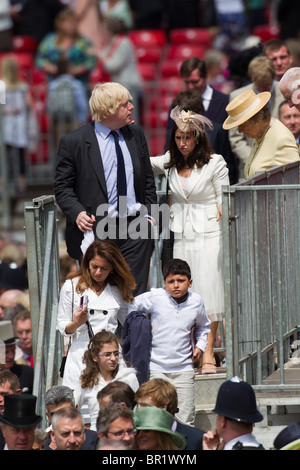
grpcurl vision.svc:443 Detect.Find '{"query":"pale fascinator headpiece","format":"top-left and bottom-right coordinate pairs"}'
top-left (170, 105), bottom-right (213, 136)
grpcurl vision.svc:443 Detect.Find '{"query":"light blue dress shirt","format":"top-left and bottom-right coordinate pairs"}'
top-left (94, 121), bottom-right (141, 217)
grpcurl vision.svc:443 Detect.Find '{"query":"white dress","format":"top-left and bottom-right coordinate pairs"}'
top-left (56, 277), bottom-right (129, 389)
top-left (151, 152), bottom-right (229, 321)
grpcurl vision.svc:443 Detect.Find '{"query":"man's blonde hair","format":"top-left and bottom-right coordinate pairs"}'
top-left (248, 56), bottom-right (275, 85)
top-left (89, 82), bottom-right (132, 122)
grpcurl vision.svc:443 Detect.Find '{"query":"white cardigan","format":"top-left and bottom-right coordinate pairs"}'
top-left (150, 152), bottom-right (229, 234)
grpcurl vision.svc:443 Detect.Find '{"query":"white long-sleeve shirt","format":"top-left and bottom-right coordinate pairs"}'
top-left (130, 288), bottom-right (211, 373)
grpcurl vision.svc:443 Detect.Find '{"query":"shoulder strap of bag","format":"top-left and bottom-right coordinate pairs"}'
top-left (67, 279), bottom-right (74, 350)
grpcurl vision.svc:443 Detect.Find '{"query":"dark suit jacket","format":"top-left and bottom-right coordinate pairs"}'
top-left (54, 122), bottom-right (157, 261)
top-left (176, 420), bottom-right (204, 451)
top-left (207, 124), bottom-right (239, 185)
top-left (121, 310), bottom-right (152, 385)
top-left (204, 88), bottom-right (229, 124)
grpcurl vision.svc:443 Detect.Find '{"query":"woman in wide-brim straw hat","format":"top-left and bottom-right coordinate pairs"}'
top-left (223, 89), bottom-right (299, 179)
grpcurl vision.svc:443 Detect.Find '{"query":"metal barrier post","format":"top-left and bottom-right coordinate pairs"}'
top-left (24, 195), bottom-right (63, 425)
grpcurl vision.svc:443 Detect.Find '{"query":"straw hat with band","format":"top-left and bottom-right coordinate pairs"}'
top-left (133, 405), bottom-right (186, 450)
top-left (223, 89), bottom-right (271, 130)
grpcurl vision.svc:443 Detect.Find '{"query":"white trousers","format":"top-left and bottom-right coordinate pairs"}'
top-left (149, 369), bottom-right (195, 426)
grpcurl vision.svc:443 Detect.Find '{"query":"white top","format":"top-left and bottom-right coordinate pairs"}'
top-left (57, 278), bottom-right (129, 390)
top-left (202, 84), bottom-right (213, 112)
top-left (56, 278), bottom-right (128, 341)
top-left (130, 288), bottom-right (211, 373)
top-left (74, 363), bottom-right (139, 429)
top-left (150, 152), bottom-right (229, 234)
top-left (178, 175), bottom-right (190, 196)
top-left (224, 433), bottom-right (262, 450)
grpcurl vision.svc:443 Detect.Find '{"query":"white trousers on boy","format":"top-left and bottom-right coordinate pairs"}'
top-left (149, 370), bottom-right (195, 426)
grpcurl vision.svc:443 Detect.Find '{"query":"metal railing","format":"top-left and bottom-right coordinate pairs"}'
top-left (222, 162), bottom-right (300, 390)
top-left (24, 195), bottom-right (63, 426)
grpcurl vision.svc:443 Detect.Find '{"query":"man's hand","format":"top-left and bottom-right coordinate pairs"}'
top-left (76, 211), bottom-right (96, 232)
top-left (193, 347), bottom-right (203, 362)
top-left (202, 429), bottom-right (223, 450)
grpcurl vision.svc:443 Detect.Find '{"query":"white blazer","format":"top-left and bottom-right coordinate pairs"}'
top-left (150, 153), bottom-right (229, 234)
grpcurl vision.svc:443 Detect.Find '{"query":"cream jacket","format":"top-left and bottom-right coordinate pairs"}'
top-left (150, 153), bottom-right (229, 234)
top-left (244, 118), bottom-right (300, 179)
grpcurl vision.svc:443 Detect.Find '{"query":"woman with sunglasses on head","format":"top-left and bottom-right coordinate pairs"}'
top-left (56, 239), bottom-right (136, 390)
top-left (74, 331), bottom-right (139, 429)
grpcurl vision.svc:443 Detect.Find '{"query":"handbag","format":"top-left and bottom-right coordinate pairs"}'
top-left (59, 280), bottom-right (74, 378)
top-left (161, 170), bottom-right (174, 272)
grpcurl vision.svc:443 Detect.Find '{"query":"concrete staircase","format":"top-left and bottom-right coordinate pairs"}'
top-left (194, 371), bottom-right (227, 431)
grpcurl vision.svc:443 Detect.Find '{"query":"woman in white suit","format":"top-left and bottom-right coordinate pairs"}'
top-left (56, 240), bottom-right (136, 389)
top-left (151, 106), bottom-right (229, 373)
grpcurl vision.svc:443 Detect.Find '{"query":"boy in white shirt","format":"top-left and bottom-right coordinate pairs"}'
top-left (130, 258), bottom-right (210, 425)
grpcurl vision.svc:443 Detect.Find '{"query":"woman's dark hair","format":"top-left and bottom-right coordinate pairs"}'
top-left (163, 258), bottom-right (191, 280)
top-left (165, 115), bottom-right (213, 171)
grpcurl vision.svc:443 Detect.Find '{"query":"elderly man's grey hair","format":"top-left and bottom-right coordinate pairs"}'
top-left (44, 385), bottom-right (75, 407)
top-left (51, 406), bottom-right (84, 432)
top-left (280, 67), bottom-right (300, 91)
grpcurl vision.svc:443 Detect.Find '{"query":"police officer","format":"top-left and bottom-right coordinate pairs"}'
top-left (203, 377), bottom-right (265, 450)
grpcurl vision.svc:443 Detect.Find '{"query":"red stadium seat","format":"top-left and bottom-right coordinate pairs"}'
top-left (138, 63), bottom-right (157, 82)
top-left (157, 77), bottom-right (184, 96)
top-left (150, 94), bottom-right (174, 111)
top-left (30, 68), bottom-right (47, 85)
top-left (160, 59), bottom-right (182, 78)
top-left (13, 35), bottom-right (38, 53)
top-left (129, 29), bottom-right (167, 48)
top-left (146, 110), bottom-right (169, 128)
top-left (252, 24), bottom-right (280, 42)
top-left (169, 28), bottom-right (213, 47)
top-left (166, 44), bottom-right (205, 60)
top-left (135, 46), bottom-right (161, 64)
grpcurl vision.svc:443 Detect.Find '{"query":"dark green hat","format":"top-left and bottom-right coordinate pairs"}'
top-left (133, 405), bottom-right (186, 449)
